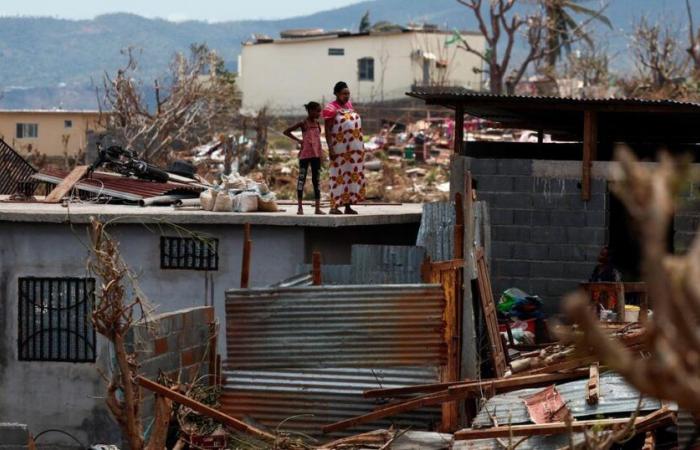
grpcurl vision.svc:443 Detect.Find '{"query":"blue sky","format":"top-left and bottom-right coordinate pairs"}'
top-left (0, 0), bottom-right (365, 21)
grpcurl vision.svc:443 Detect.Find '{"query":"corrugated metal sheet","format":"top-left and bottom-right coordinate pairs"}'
top-left (350, 245), bottom-right (425, 284)
top-left (678, 409), bottom-right (699, 449)
top-left (454, 433), bottom-right (585, 450)
top-left (0, 138), bottom-right (36, 194)
top-left (472, 372), bottom-right (662, 428)
top-left (221, 367), bottom-right (441, 437)
top-left (416, 202), bottom-right (455, 262)
top-left (225, 284), bottom-right (446, 369)
top-left (33, 169), bottom-right (201, 202)
top-left (296, 264), bottom-right (354, 285)
top-left (270, 273), bottom-right (313, 287)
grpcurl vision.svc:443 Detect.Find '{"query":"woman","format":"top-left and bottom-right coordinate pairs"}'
top-left (322, 81), bottom-right (366, 215)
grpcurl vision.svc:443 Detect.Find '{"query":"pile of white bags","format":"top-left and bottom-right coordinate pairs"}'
top-left (199, 172), bottom-right (278, 213)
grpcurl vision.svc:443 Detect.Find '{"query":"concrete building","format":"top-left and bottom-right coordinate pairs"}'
top-left (238, 28), bottom-right (485, 113)
top-left (0, 203), bottom-right (421, 447)
top-left (0, 110), bottom-right (101, 159)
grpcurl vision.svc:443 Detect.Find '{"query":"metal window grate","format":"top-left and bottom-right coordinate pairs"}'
top-left (17, 277), bottom-right (96, 363)
top-left (160, 236), bottom-right (219, 271)
top-left (0, 137), bottom-right (37, 195)
top-left (328, 48), bottom-right (345, 56)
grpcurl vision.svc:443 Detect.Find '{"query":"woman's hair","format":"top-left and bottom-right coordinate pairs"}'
top-left (333, 81), bottom-right (349, 95)
top-left (304, 101), bottom-right (321, 112)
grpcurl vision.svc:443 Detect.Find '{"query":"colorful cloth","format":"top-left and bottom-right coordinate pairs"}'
top-left (299, 120), bottom-right (323, 160)
top-left (323, 101), bottom-right (365, 207)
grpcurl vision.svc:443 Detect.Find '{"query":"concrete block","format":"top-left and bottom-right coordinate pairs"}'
top-left (581, 193), bottom-right (607, 211)
top-left (530, 261), bottom-right (564, 279)
top-left (550, 211), bottom-right (586, 227)
top-left (512, 177), bottom-right (534, 193)
top-left (492, 193), bottom-right (533, 209)
top-left (470, 158), bottom-right (499, 175)
top-left (566, 227), bottom-right (606, 245)
top-left (140, 353), bottom-right (180, 374)
top-left (531, 211), bottom-right (550, 226)
top-left (497, 260), bottom-right (531, 277)
top-left (492, 226), bottom-right (531, 242)
top-left (530, 227), bottom-right (566, 244)
top-left (529, 278), bottom-right (549, 296)
top-left (0, 423), bottom-right (29, 445)
top-left (563, 262), bottom-right (593, 280)
top-left (512, 244), bottom-right (549, 260)
top-left (490, 209), bottom-right (514, 226)
top-left (546, 279), bottom-right (577, 297)
top-left (512, 210), bottom-right (532, 226)
top-left (585, 211), bottom-right (607, 228)
top-left (154, 337), bottom-right (168, 355)
top-left (491, 242), bottom-right (513, 259)
top-left (591, 178), bottom-right (608, 194)
top-left (497, 159), bottom-right (532, 176)
top-left (476, 176), bottom-right (514, 192)
top-left (532, 193), bottom-right (568, 210)
top-left (675, 215), bottom-right (700, 233)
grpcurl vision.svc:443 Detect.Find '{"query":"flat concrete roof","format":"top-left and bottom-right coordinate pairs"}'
top-left (0, 201), bottom-right (423, 227)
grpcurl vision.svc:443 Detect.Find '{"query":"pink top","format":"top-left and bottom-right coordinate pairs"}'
top-left (299, 120), bottom-right (322, 160)
top-left (322, 100), bottom-right (354, 120)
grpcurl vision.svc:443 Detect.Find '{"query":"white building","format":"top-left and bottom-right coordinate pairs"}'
top-left (238, 28), bottom-right (485, 114)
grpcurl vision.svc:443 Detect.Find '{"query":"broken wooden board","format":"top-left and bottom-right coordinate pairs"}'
top-left (475, 248), bottom-right (508, 377)
top-left (43, 165), bottom-right (88, 203)
top-left (587, 363), bottom-right (600, 406)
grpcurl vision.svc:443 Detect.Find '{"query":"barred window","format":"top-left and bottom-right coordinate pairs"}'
top-left (160, 236), bottom-right (219, 271)
top-left (358, 57), bottom-right (374, 81)
top-left (18, 277), bottom-right (96, 362)
top-left (328, 48), bottom-right (345, 56)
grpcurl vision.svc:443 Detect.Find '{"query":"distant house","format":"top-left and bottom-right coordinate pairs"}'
top-left (0, 109), bottom-right (101, 158)
top-left (238, 27), bottom-right (485, 113)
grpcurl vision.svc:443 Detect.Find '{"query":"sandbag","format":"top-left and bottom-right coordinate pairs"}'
top-left (233, 192), bottom-right (258, 212)
top-left (258, 192), bottom-right (278, 212)
top-left (200, 189), bottom-right (218, 211)
top-left (213, 191), bottom-right (233, 212)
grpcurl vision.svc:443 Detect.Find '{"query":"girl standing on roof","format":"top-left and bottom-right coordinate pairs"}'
top-left (322, 81), bottom-right (366, 215)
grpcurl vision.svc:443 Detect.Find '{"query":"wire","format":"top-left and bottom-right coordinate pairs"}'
top-left (33, 429), bottom-right (87, 448)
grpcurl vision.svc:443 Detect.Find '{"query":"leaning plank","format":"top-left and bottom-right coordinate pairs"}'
top-left (135, 376), bottom-right (275, 443)
top-left (475, 248), bottom-right (508, 377)
top-left (446, 370), bottom-right (588, 396)
top-left (587, 363), bottom-right (600, 406)
top-left (322, 391), bottom-right (451, 433)
top-left (454, 413), bottom-right (662, 440)
top-left (44, 165), bottom-right (89, 203)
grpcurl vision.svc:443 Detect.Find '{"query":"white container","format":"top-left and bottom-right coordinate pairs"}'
top-left (625, 308), bottom-right (640, 322)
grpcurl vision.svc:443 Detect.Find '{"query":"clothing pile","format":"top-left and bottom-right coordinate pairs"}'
top-left (200, 173), bottom-right (278, 213)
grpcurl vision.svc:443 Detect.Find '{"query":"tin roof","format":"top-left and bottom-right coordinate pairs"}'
top-left (33, 169), bottom-right (202, 202)
top-left (407, 90), bottom-right (700, 144)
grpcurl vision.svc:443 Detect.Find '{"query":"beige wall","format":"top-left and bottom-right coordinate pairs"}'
top-left (0, 111), bottom-right (101, 158)
top-left (239, 31), bottom-right (485, 114)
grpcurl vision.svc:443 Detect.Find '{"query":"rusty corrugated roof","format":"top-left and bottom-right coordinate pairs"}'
top-left (33, 169), bottom-right (202, 202)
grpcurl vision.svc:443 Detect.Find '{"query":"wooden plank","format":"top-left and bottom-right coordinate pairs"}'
top-left (240, 223), bottom-right (251, 288)
top-left (454, 192), bottom-right (464, 260)
top-left (454, 105), bottom-right (465, 155)
top-left (136, 375), bottom-right (275, 443)
top-left (582, 110), bottom-right (597, 201)
top-left (455, 415), bottom-right (652, 440)
top-left (475, 247), bottom-right (507, 377)
top-left (322, 391), bottom-right (452, 433)
top-left (44, 165), bottom-right (88, 203)
top-left (524, 355), bottom-right (598, 375)
top-left (587, 363), bottom-right (599, 406)
top-left (312, 251), bottom-right (322, 285)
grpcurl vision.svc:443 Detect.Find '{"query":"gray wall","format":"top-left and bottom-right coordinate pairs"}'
top-left (0, 222), bottom-right (304, 448)
top-left (467, 158), bottom-right (609, 311)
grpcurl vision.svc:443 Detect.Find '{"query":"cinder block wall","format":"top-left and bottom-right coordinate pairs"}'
top-left (467, 158), bottom-right (609, 311)
top-left (126, 306), bottom-right (216, 423)
top-left (0, 423), bottom-right (28, 450)
top-left (675, 183), bottom-right (700, 254)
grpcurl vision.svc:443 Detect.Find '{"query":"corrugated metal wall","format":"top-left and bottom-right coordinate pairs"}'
top-left (223, 284), bottom-right (447, 436)
top-left (225, 284), bottom-right (446, 369)
top-left (417, 202), bottom-right (456, 262)
top-left (350, 245), bottom-right (425, 284)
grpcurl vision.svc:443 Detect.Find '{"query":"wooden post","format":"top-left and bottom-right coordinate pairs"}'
top-left (537, 129), bottom-right (544, 144)
top-left (454, 192), bottom-right (464, 259)
top-left (312, 251), bottom-right (322, 285)
top-left (582, 110), bottom-right (598, 201)
top-left (240, 223), bottom-right (251, 288)
top-left (454, 105), bottom-right (465, 155)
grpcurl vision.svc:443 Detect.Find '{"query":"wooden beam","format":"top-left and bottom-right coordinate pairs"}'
top-left (475, 248), bottom-right (507, 378)
top-left (454, 412), bottom-right (665, 440)
top-left (587, 363), bottom-right (600, 406)
top-left (582, 110), bottom-right (597, 201)
top-left (44, 165), bottom-right (89, 203)
top-left (454, 105), bottom-right (465, 155)
top-left (322, 391), bottom-right (451, 433)
top-left (446, 370), bottom-right (588, 396)
top-left (136, 376), bottom-right (275, 443)
top-left (240, 223), bottom-right (251, 288)
top-left (454, 192), bottom-right (464, 260)
top-left (312, 251), bottom-right (322, 285)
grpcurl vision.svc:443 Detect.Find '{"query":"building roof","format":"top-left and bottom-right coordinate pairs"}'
top-left (0, 109), bottom-right (101, 115)
top-left (407, 89), bottom-right (700, 143)
top-left (245, 27), bottom-right (479, 46)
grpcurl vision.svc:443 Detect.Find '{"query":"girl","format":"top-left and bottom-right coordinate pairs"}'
top-left (322, 81), bottom-right (366, 215)
top-left (284, 101), bottom-right (325, 215)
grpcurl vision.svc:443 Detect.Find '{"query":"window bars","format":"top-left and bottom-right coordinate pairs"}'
top-left (160, 236), bottom-right (219, 271)
top-left (17, 277), bottom-right (96, 363)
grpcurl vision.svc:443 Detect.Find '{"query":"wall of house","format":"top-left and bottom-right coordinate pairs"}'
top-left (465, 157), bottom-right (609, 312)
top-left (239, 31), bottom-right (484, 113)
top-left (0, 111), bottom-right (100, 158)
top-left (0, 218), bottom-right (419, 448)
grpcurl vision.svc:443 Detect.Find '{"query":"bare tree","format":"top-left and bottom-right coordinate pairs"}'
top-left (630, 18), bottom-right (688, 92)
top-left (566, 42), bottom-right (610, 88)
top-left (686, 0), bottom-right (700, 77)
top-left (100, 44), bottom-right (240, 163)
top-left (564, 147), bottom-right (700, 413)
